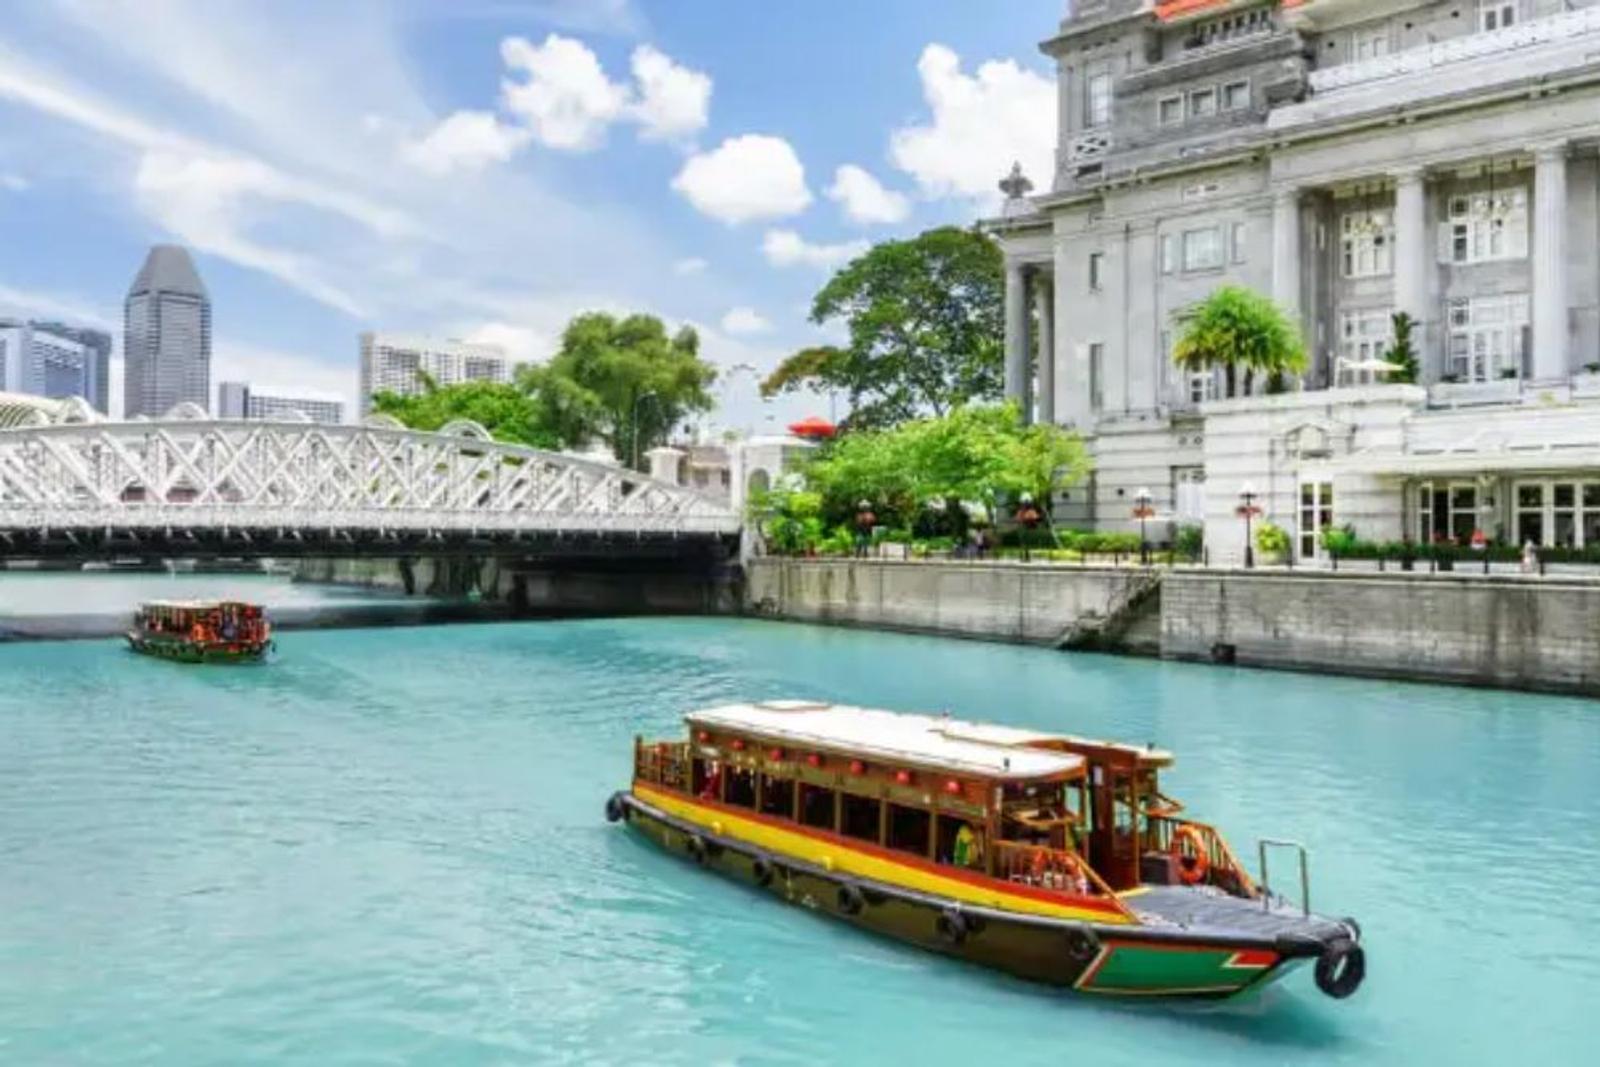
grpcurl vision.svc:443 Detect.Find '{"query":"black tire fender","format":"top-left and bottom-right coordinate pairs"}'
top-left (604, 792), bottom-right (628, 824)
top-left (1315, 940), bottom-right (1366, 999)
top-left (935, 907), bottom-right (968, 946)
top-left (1063, 923), bottom-right (1100, 963)
top-left (685, 834), bottom-right (709, 865)
top-left (751, 855), bottom-right (775, 888)
top-left (836, 881), bottom-right (866, 916)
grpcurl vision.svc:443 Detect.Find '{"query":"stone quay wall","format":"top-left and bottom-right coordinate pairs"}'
top-left (1161, 569), bottom-right (1600, 695)
top-left (744, 558), bottom-right (1150, 646)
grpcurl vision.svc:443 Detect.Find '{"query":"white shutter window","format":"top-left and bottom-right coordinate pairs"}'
top-left (1437, 222), bottom-right (1456, 264)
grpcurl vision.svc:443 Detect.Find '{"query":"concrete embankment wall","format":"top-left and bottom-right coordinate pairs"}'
top-left (1161, 570), bottom-right (1600, 695)
top-left (744, 558), bottom-right (1149, 646)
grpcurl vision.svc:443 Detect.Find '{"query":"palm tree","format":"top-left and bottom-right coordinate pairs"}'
top-left (1172, 286), bottom-right (1307, 398)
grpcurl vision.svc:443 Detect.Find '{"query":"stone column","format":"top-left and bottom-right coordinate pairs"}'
top-left (1004, 261), bottom-right (1030, 417)
top-left (1392, 166), bottom-right (1429, 329)
top-left (1034, 274), bottom-right (1055, 424)
top-left (1271, 187), bottom-right (1302, 329)
top-left (1532, 141), bottom-right (1570, 382)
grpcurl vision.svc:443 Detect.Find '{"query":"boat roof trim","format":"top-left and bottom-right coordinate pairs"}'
top-left (685, 701), bottom-right (1092, 780)
top-left (138, 599), bottom-right (263, 609)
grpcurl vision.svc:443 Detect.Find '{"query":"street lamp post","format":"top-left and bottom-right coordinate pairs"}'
top-left (631, 390), bottom-right (659, 471)
top-left (1236, 482), bottom-right (1262, 569)
top-left (1132, 487), bottom-right (1155, 566)
top-left (854, 499), bottom-right (876, 559)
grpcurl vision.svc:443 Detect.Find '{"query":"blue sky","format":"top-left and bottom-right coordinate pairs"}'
top-left (0, 0), bottom-right (1062, 430)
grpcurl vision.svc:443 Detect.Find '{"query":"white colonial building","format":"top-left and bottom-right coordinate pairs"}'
top-left (994, 0), bottom-right (1600, 562)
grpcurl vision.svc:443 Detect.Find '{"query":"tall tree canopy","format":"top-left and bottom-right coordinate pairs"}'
top-left (760, 226), bottom-right (1004, 429)
top-left (525, 312), bottom-right (717, 467)
top-left (370, 378), bottom-right (557, 449)
top-left (1172, 285), bottom-right (1307, 398)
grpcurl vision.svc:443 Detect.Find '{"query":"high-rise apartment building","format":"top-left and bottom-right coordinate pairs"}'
top-left (357, 332), bottom-right (514, 416)
top-left (0, 320), bottom-right (92, 405)
top-left (124, 244), bottom-right (211, 418)
top-left (217, 380), bottom-right (343, 424)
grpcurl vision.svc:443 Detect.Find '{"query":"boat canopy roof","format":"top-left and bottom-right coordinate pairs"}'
top-left (685, 700), bottom-right (1092, 781)
top-left (139, 600), bottom-right (261, 611)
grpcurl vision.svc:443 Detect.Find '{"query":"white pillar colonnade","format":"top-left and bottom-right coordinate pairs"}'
top-left (1004, 261), bottom-right (1030, 415)
top-left (1532, 140), bottom-right (1570, 382)
top-left (1392, 166), bottom-right (1430, 333)
top-left (1034, 274), bottom-right (1055, 425)
top-left (1271, 187), bottom-right (1302, 332)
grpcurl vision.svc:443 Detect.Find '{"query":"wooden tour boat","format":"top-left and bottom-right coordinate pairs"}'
top-left (609, 700), bottom-right (1365, 1001)
top-left (126, 600), bottom-right (274, 664)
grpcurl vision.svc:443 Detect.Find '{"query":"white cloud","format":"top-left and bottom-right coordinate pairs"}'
top-left (133, 152), bottom-right (369, 317)
top-left (719, 306), bottom-right (770, 335)
top-left (888, 44), bottom-right (1054, 206)
top-left (672, 134), bottom-right (811, 225)
top-left (460, 320), bottom-right (550, 365)
top-left (0, 282), bottom-right (113, 328)
top-left (0, 173), bottom-right (28, 192)
top-left (403, 110), bottom-right (530, 174)
top-left (761, 229), bottom-right (868, 271)
top-left (500, 33), bottom-right (630, 151)
top-left (826, 164), bottom-right (910, 225)
top-left (628, 45), bottom-right (710, 143)
top-left (672, 256), bottom-right (708, 276)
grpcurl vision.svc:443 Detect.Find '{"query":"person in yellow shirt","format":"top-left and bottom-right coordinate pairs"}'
top-left (952, 823), bottom-right (984, 869)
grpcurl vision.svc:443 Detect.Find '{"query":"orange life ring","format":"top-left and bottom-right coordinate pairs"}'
top-left (1170, 824), bottom-right (1211, 885)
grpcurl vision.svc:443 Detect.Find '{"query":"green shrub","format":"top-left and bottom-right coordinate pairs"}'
top-left (1254, 521), bottom-right (1290, 556)
top-left (1174, 524), bottom-right (1203, 560)
top-left (1320, 524), bottom-right (1358, 555)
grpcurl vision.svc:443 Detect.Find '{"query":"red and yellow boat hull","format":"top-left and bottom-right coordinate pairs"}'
top-left (617, 783), bottom-right (1320, 999)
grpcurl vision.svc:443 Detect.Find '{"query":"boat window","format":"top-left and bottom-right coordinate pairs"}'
top-left (840, 792), bottom-right (881, 843)
top-left (886, 803), bottom-right (931, 858)
top-left (691, 758), bottom-right (716, 798)
top-left (724, 768), bottom-right (756, 809)
top-left (759, 775), bottom-right (794, 819)
top-left (935, 816), bottom-right (985, 869)
top-left (798, 784), bottom-right (836, 830)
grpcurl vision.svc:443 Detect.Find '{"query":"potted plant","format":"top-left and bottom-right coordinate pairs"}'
top-left (1254, 521), bottom-right (1290, 565)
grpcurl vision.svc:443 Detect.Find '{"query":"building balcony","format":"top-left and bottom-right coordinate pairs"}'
top-left (1270, 6), bottom-right (1600, 131)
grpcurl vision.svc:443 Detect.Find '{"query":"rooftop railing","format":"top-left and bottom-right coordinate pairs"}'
top-left (1309, 7), bottom-right (1600, 93)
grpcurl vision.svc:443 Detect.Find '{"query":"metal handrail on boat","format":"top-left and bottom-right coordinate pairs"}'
top-left (1257, 838), bottom-right (1311, 917)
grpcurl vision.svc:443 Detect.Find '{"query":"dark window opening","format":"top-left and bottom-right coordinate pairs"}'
top-left (935, 815), bottom-right (981, 867)
top-left (799, 784), bottom-right (836, 830)
top-left (841, 793), bottom-right (881, 843)
top-left (887, 803), bottom-right (931, 858)
top-left (724, 768), bottom-right (756, 809)
top-left (759, 776), bottom-right (794, 819)
top-left (692, 758), bottom-right (721, 800)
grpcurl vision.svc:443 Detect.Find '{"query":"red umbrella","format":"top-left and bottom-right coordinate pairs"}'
top-left (788, 415), bottom-right (837, 439)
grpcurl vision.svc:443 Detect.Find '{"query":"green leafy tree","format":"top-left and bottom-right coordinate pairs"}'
top-left (370, 378), bottom-right (558, 448)
top-left (526, 312), bottom-right (717, 468)
top-left (1172, 285), bottom-right (1307, 398)
top-left (761, 226), bottom-right (1004, 429)
top-left (800, 403), bottom-right (1087, 532)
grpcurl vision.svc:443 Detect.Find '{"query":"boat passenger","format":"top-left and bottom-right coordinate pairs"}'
top-left (952, 823), bottom-right (984, 869)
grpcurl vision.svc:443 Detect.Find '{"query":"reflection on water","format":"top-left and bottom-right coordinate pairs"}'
top-left (0, 617), bottom-right (1594, 1064)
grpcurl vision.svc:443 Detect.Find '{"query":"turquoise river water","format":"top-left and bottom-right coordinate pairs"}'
top-left (1, 616), bottom-right (1595, 1064)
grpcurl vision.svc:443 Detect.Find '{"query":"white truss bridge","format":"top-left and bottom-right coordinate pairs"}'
top-left (0, 411), bottom-right (740, 559)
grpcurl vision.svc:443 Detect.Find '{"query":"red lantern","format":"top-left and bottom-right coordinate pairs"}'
top-left (768, 747), bottom-right (784, 761)
top-left (894, 769), bottom-right (913, 786)
top-left (943, 779), bottom-right (962, 796)
top-left (731, 738), bottom-right (745, 752)
top-left (806, 753), bottom-right (822, 768)
top-left (696, 730), bottom-right (709, 743)
top-left (849, 759), bottom-right (866, 775)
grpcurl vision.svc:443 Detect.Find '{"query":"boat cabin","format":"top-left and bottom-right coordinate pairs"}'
top-left (634, 701), bottom-right (1254, 899)
top-left (135, 600), bottom-right (269, 644)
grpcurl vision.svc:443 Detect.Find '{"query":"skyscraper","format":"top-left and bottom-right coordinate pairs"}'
top-left (0, 320), bottom-right (92, 405)
top-left (30, 321), bottom-right (112, 413)
top-left (124, 244), bottom-right (210, 418)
